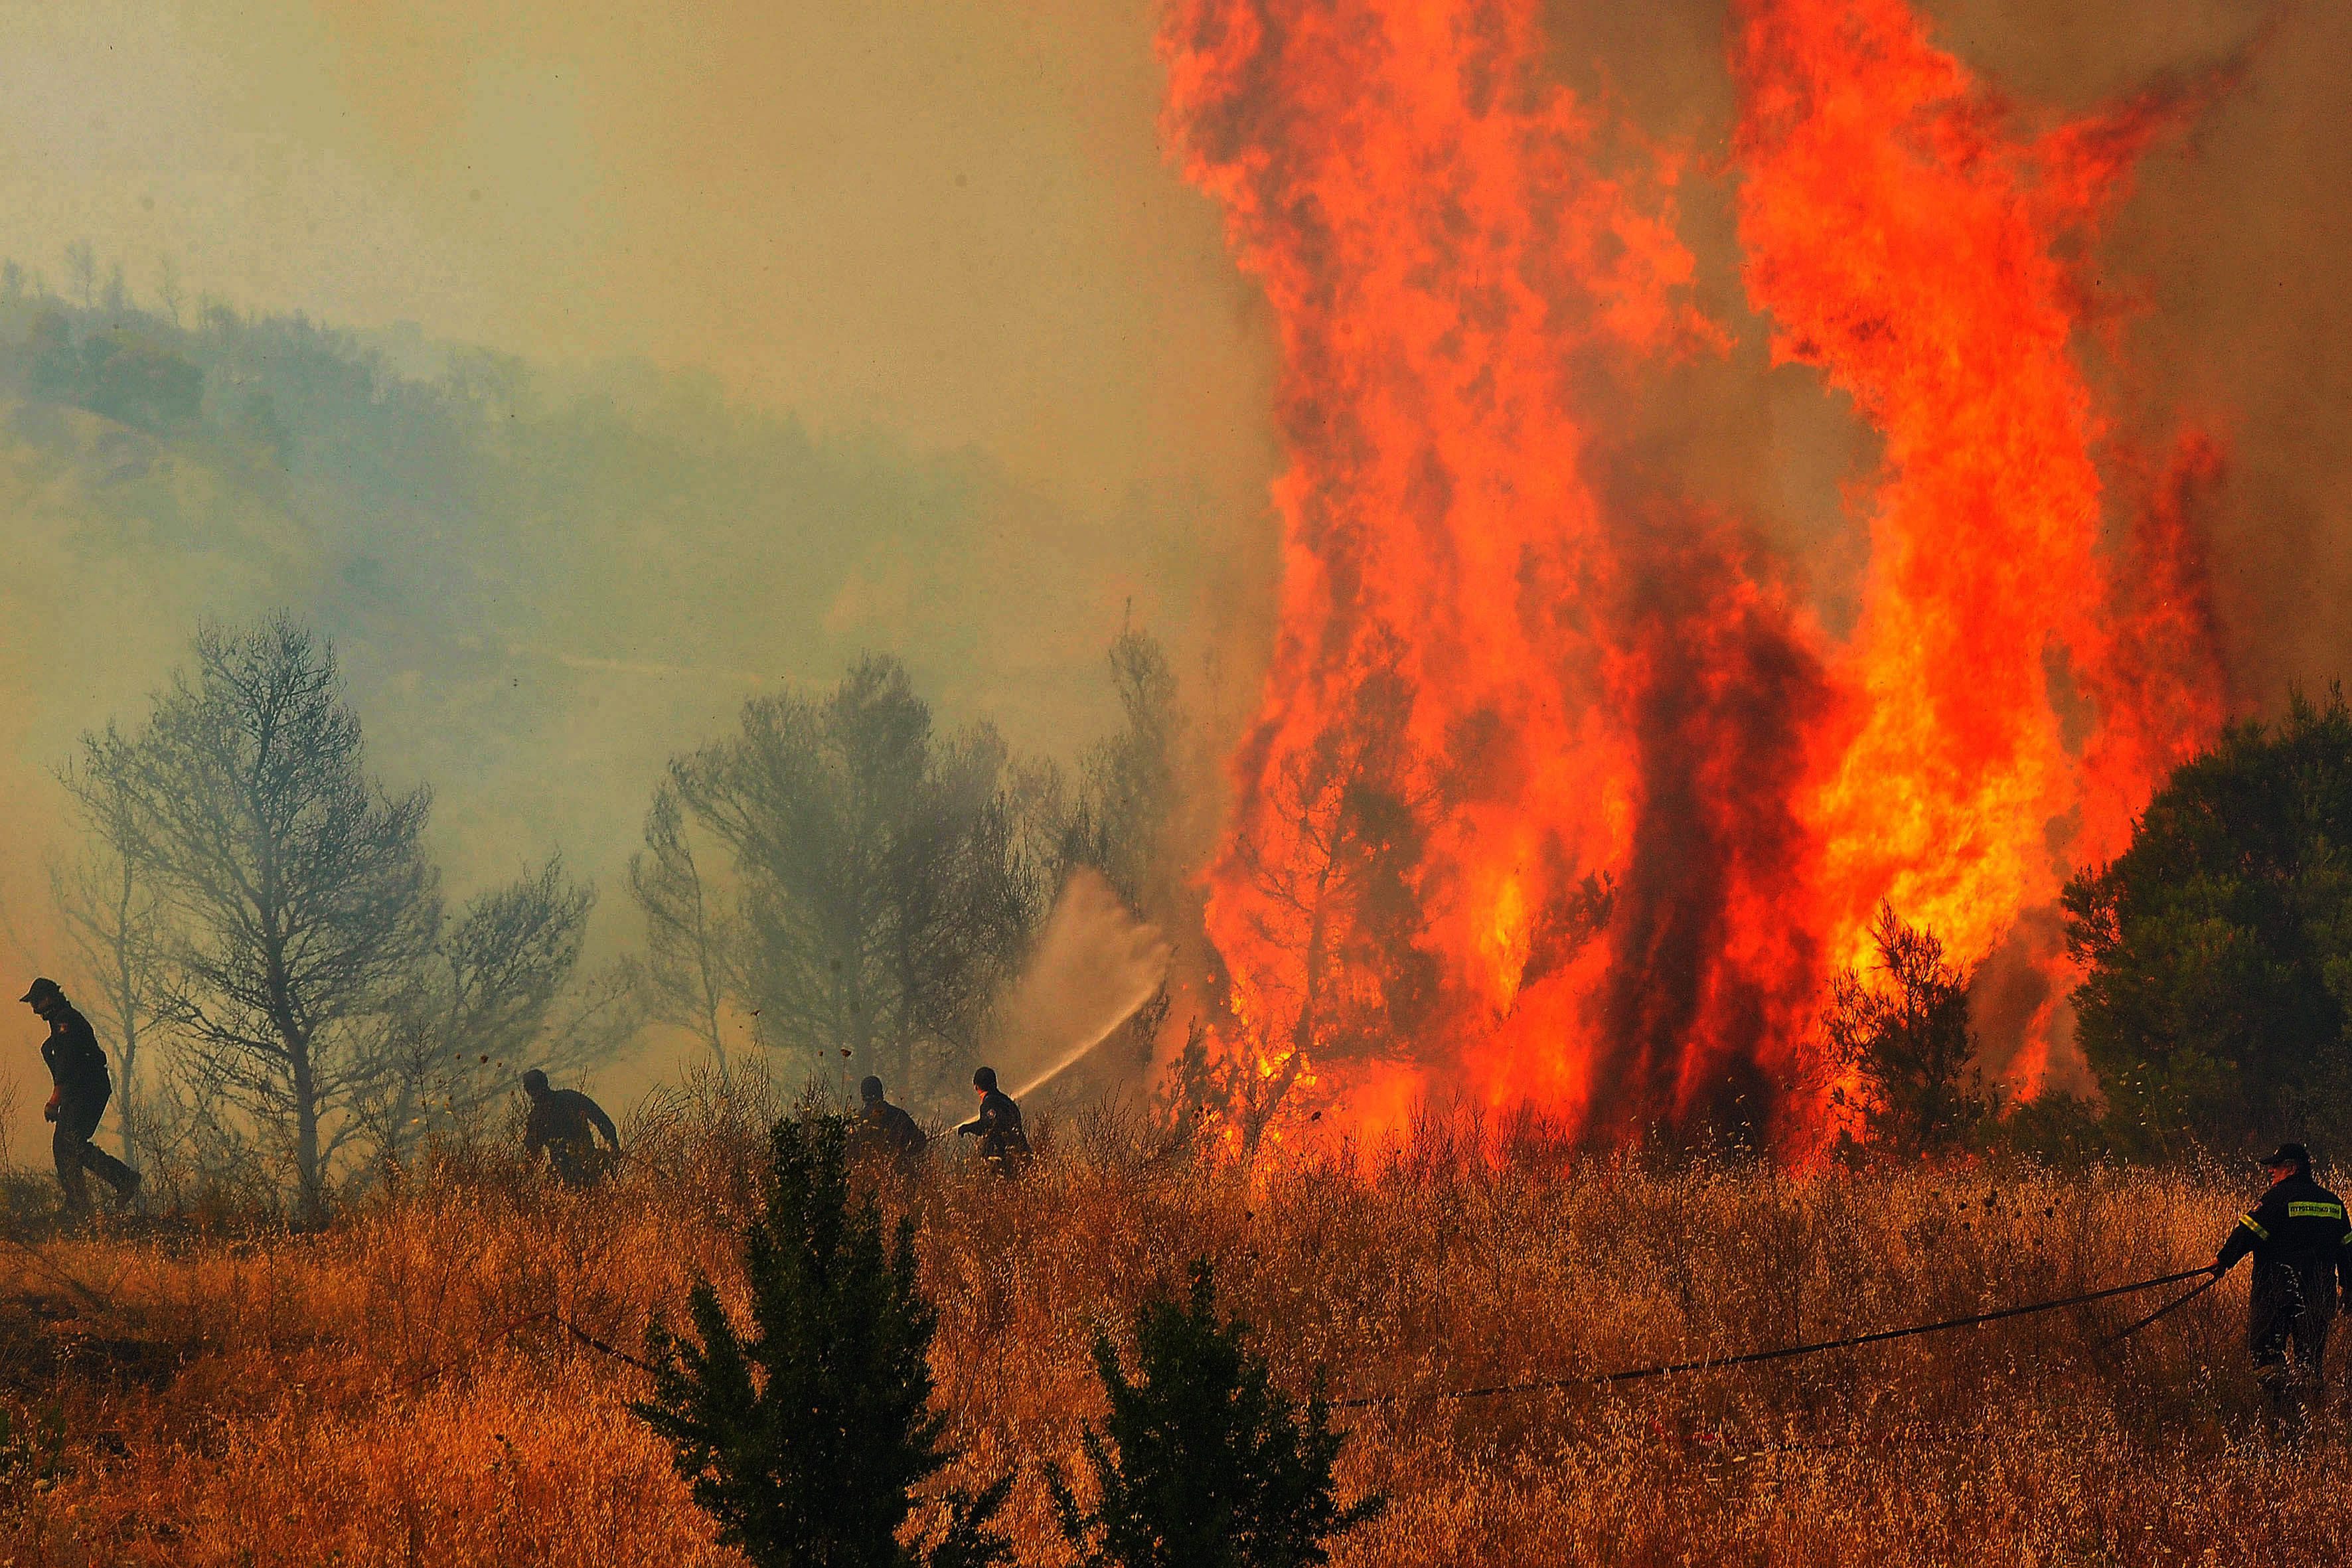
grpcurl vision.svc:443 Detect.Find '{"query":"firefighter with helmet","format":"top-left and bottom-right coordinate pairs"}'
top-left (956, 1065), bottom-right (1030, 1176)
top-left (2212, 1140), bottom-right (2352, 1433)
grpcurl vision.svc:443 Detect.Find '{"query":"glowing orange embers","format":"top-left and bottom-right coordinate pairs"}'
top-left (1161, 0), bottom-right (2224, 1150)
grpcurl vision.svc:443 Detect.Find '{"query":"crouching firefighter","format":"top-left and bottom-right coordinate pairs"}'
top-left (521, 1069), bottom-right (621, 1186)
top-left (957, 1066), bottom-right (1030, 1178)
top-left (850, 1075), bottom-right (927, 1179)
top-left (2212, 1142), bottom-right (2352, 1434)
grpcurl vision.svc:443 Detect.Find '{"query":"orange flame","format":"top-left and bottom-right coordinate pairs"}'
top-left (1737, 0), bottom-right (2227, 979)
top-left (1163, 0), bottom-right (2226, 1148)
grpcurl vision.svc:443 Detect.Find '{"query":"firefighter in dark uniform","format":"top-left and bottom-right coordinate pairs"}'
top-left (2212, 1141), bottom-right (2352, 1433)
top-left (849, 1075), bottom-right (927, 1178)
top-left (521, 1068), bottom-right (621, 1186)
top-left (23, 977), bottom-right (139, 1217)
top-left (956, 1065), bottom-right (1030, 1177)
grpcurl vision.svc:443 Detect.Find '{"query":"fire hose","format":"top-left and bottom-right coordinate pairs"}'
top-left (1329, 1263), bottom-right (2220, 1408)
top-left (440, 1265), bottom-right (2227, 1409)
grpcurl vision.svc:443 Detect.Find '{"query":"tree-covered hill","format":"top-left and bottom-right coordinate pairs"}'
top-left (0, 266), bottom-right (1156, 913)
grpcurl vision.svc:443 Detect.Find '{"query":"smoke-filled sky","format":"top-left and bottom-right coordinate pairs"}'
top-left (0, 0), bottom-right (1279, 520)
top-left (1, 0), bottom-right (2337, 702)
top-left (0, 1), bottom-right (1282, 949)
top-left (0, 0), bottom-right (2342, 1117)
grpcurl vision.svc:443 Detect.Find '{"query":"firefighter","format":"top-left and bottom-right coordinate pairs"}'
top-left (23, 977), bottom-right (139, 1218)
top-left (850, 1075), bottom-right (927, 1178)
top-left (2212, 1141), bottom-right (2352, 1435)
top-left (955, 1065), bottom-right (1030, 1176)
top-left (521, 1068), bottom-right (621, 1186)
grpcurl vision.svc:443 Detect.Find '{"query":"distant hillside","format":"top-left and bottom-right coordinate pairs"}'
top-left (0, 274), bottom-right (1156, 917)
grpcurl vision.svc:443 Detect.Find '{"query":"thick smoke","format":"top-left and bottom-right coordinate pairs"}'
top-left (0, 0), bottom-right (2341, 1146)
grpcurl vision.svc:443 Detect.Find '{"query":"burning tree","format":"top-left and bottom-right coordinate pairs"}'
top-left (1214, 652), bottom-right (1438, 1152)
top-left (1160, 0), bottom-right (2227, 1147)
top-left (1823, 905), bottom-right (1988, 1156)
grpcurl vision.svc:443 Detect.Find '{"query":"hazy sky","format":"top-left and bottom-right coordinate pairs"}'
top-left (0, 0), bottom-right (2332, 699)
top-left (0, 0), bottom-right (1280, 521)
top-left (0, 0), bottom-right (2341, 1119)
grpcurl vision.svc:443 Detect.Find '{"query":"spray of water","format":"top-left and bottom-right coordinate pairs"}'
top-left (990, 867), bottom-right (1172, 1102)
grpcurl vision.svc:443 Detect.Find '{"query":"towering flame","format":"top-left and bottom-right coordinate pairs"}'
top-left (1735, 0), bottom-right (2228, 979)
top-left (1162, 0), bottom-right (2227, 1148)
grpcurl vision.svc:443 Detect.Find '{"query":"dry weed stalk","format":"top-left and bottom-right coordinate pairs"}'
top-left (0, 1097), bottom-right (2344, 1565)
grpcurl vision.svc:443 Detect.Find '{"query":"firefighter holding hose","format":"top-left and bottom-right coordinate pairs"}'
top-left (2212, 1142), bottom-right (2352, 1434)
top-left (957, 1065), bottom-right (1030, 1177)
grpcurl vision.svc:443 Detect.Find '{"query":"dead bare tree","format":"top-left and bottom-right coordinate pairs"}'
top-left (154, 252), bottom-right (183, 328)
top-left (68, 615), bottom-right (441, 1214)
top-left (62, 239), bottom-right (96, 309)
top-left (629, 783), bottom-right (737, 1081)
top-left (359, 856), bottom-right (631, 1165)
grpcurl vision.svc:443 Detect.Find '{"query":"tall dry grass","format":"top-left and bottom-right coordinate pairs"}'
top-left (0, 1079), bottom-right (2343, 1566)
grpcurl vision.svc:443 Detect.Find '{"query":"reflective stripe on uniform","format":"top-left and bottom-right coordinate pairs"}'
top-left (2340, 1229), bottom-right (2352, 1247)
top-left (2240, 1214), bottom-right (2270, 1239)
top-left (2288, 1201), bottom-right (2345, 1220)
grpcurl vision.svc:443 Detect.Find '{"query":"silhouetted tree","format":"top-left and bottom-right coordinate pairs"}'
top-left (68, 615), bottom-right (441, 1211)
top-left (1823, 904), bottom-right (1986, 1155)
top-left (635, 1115), bottom-right (1011, 1568)
top-left (651, 655), bottom-right (1040, 1104)
top-left (62, 240), bottom-right (96, 310)
top-left (631, 781), bottom-right (738, 1082)
top-left (154, 253), bottom-right (183, 328)
top-left (1067, 625), bottom-right (1184, 911)
top-left (2067, 688), bottom-right (2352, 1155)
top-left (362, 857), bottom-right (632, 1163)
top-left (1048, 1261), bottom-right (1384, 1568)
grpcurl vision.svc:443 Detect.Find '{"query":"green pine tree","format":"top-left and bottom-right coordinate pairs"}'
top-left (2067, 688), bottom-right (2352, 1154)
top-left (633, 1114), bottom-right (1010, 1568)
top-left (1049, 1261), bottom-right (1385, 1568)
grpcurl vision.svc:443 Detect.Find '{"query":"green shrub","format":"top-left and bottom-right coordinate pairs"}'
top-left (1050, 1261), bottom-right (1383, 1568)
top-left (634, 1114), bottom-right (1008, 1568)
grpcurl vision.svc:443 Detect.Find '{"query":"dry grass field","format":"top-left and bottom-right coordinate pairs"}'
top-left (0, 1078), bottom-right (2345, 1567)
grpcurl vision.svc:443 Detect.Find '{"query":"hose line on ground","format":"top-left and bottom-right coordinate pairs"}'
top-left (1330, 1264), bottom-right (2218, 1408)
top-left (446, 1265), bottom-right (2222, 1413)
